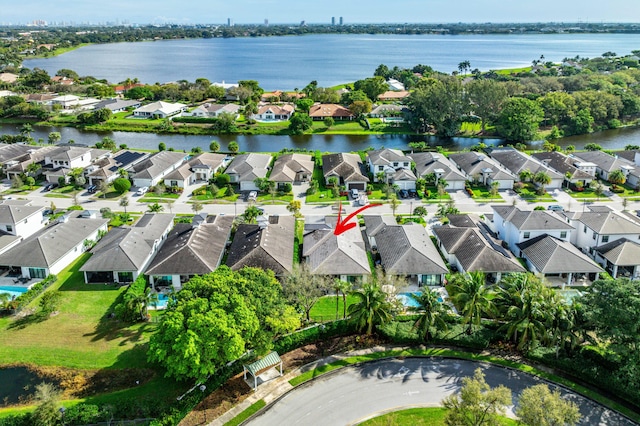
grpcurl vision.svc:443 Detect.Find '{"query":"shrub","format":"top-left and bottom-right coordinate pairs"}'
top-left (283, 182), bottom-right (293, 193)
top-left (113, 276), bottom-right (147, 323)
top-left (100, 207), bottom-right (113, 218)
top-left (113, 177), bottom-right (131, 194)
top-left (216, 173), bottom-right (230, 187)
top-left (273, 320), bottom-right (356, 354)
top-left (12, 275), bottom-right (57, 312)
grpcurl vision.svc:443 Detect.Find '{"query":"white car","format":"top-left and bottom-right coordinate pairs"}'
top-left (136, 186), bottom-right (149, 196)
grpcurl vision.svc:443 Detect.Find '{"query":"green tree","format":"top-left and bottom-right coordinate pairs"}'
top-left (410, 289), bottom-right (451, 342)
top-left (353, 76), bottom-right (388, 101)
top-left (210, 140), bottom-right (220, 152)
top-left (516, 384), bottom-right (581, 426)
top-left (496, 97), bottom-right (544, 142)
top-left (243, 205), bottom-right (262, 224)
top-left (147, 202), bottom-right (164, 213)
top-left (47, 131), bottom-right (61, 145)
top-left (348, 281), bottom-right (394, 335)
top-left (608, 169), bottom-right (626, 188)
top-left (295, 98), bottom-right (315, 113)
top-left (148, 267), bottom-right (299, 381)
top-left (25, 176), bottom-right (35, 189)
top-left (467, 79), bottom-right (508, 132)
top-left (212, 112), bottom-right (238, 133)
top-left (533, 171), bottom-right (552, 195)
top-left (287, 200), bottom-right (301, 215)
top-left (119, 197), bottom-right (129, 215)
top-left (408, 77), bottom-right (469, 136)
top-left (26, 161), bottom-right (41, 177)
top-left (158, 142), bottom-right (167, 151)
top-left (389, 194), bottom-right (401, 217)
top-left (282, 264), bottom-right (329, 322)
top-left (31, 382), bottom-right (62, 426)
top-left (333, 280), bottom-right (351, 320)
top-left (349, 100), bottom-right (373, 118)
top-left (216, 173), bottom-right (231, 187)
top-left (413, 206), bottom-right (428, 218)
top-left (288, 112), bottom-right (313, 134)
top-left (441, 368), bottom-right (512, 426)
top-left (567, 108), bottom-right (594, 135)
top-left (449, 271), bottom-right (495, 334)
top-left (113, 177), bottom-right (131, 194)
top-left (323, 117), bottom-right (335, 128)
top-left (584, 143), bottom-right (602, 151)
top-left (519, 169), bottom-right (533, 183)
top-left (228, 141), bottom-right (240, 153)
top-left (192, 201), bottom-right (203, 214)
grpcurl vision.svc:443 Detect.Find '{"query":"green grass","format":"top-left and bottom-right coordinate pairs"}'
top-left (565, 187), bottom-right (609, 201)
top-left (141, 192), bottom-right (180, 201)
top-left (2, 184), bottom-right (40, 195)
top-left (293, 219), bottom-right (303, 264)
top-left (192, 185), bottom-right (241, 202)
top-left (256, 193), bottom-right (293, 204)
top-left (52, 184), bottom-right (83, 194)
top-left (286, 348), bottom-right (640, 423)
top-left (514, 183), bottom-right (555, 201)
top-left (359, 407), bottom-right (516, 426)
top-left (309, 295), bottom-right (357, 323)
top-left (423, 186), bottom-right (452, 202)
top-left (305, 188), bottom-right (347, 203)
top-left (224, 399), bottom-right (266, 426)
top-left (0, 254), bottom-right (156, 369)
top-left (468, 185), bottom-right (503, 202)
top-left (495, 66), bottom-right (533, 75)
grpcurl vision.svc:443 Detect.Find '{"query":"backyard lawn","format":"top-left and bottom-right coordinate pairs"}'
top-left (309, 295), bottom-right (357, 323)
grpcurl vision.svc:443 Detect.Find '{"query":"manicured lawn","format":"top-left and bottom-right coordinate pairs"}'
top-left (256, 192), bottom-right (293, 204)
top-left (94, 187), bottom-right (125, 200)
top-left (306, 188), bottom-right (347, 203)
top-left (565, 188), bottom-right (609, 201)
top-left (423, 186), bottom-right (452, 202)
top-left (616, 183), bottom-right (640, 199)
top-left (309, 295), bottom-right (357, 323)
top-left (192, 185), bottom-right (240, 202)
top-left (2, 184), bottom-right (41, 195)
top-left (140, 192), bottom-right (181, 202)
top-left (224, 399), bottom-right (266, 426)
top-left (468, 185), bottom-right (503, 202)
top-left (514, 183), bottom-right (555, 201)
top-left (361, 407), bottom-right (515, 426)
top-left (0, 254), bottom-right (156, 369)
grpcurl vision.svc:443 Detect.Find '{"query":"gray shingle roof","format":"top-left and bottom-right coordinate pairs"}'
top-left (322, 153), bottom-right (369, 183)
top-left (492, 206), bottom-right (573, 231)
top-left (374, 224), bottom-right (448, 275)
top-left (145, 215), bottom-right (233, 276)
top-left (131, 151), bottom-right (187, 180)
top-left (531, 151), bottom-right (593, 181)
top-left (80, 213), bottom-right (175, 273)
top-left (487, 147), bottom-right (563, 180)
top-left (0, 204), bottom-right (43, 226)
top-left (0, 143), bottom-right (41, 164)
top-left (595, 238), bottom-right (640, 266)
top-left (517, 234), bottom-right (603, 274)
top-left (407, 152), bottom-right (466, 182)
top-left (367, 149), bottom-right (409, 166)
top-left (432, 225), bottom-right (525, 273)
top-left (363, 215), bottom-right (397, 237)
top-left (303, 217), bottom-right (371, 276)
top-left (448, 152), bottom-right (515, 180)
top-left (225, 153), bottom-right (272, 182)
top-left (226, 215), bottom-right (295, 275)
top-left (574, 210), bottom-right (640, 235)
top-left (269, 153), bottom-right (314, 183)
top-left (188, 153), bottom-right (227, 170)
top-left (572, 150), bottom-right (635, 173)
top-left (0, 215), bottom-right (108, 268)
top-left (614, 150), bottom-right (639, 163)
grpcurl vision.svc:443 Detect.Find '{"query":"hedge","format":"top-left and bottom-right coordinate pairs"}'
top-left (273, 319), bottom-right (357, 354)
top-left (10, 274), bottom-right (57, 313)
top-left (113, 275), bottom-right (147, 322)
top-left (172, 116), bottom-right (218, 124)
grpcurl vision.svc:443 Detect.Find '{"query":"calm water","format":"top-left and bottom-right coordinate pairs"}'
top-left (23, 33), bottom-right (640, 89)
top-left (0, 366), bottom-right (46, 405)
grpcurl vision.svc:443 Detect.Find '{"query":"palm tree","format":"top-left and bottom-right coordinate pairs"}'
top-left (348, 282), bottom-right (394, 335)
top-left (533, 171), bottom-right (552, 195)
top-left (118, 168), bottom-right (128, 179)
top-left (243, 205), bottom-right (262, 224)
top-left (147, 202), bottom-right (164, 213)
top-left (410, 289), bottom-right (451, 342)
top-left (519, 169), bottom-right (533, 183)
top-left (376, 171), bottom-right (387, 184)
top-left (449, 271), bottom-right (495, 334)
top-left (26, 162), bottom-right (41, 177)
top-left (119, 197), bottom-right (129, 215)
top-left (332, 279), bottom-right (351, 320)
top-left (608, 169), bottom-right (626, 190)
top-left (500, 287), bottom-right (549, 351)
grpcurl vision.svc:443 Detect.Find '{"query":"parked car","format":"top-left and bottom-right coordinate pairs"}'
top-left (247, 190), bottom-right (258, 201)
top-left (43, 183), bottom-right (54, 192)
top-left (87, 184), bottom-right (97, 193)
top-left (408, 189), bottom-right (418, 198)
top-left (547, 205), bottom-right (564, 212)
top-left (350, 188), bottom-right (359, 199)
top-left (399, 189), bottom-right (409, 199)
top-left (136, 186), bottom-right (149, 196)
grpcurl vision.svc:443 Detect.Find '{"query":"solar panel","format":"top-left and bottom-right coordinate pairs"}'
top-left (477, 225), bottom-right (511, 258)
top-left (114, 151), bottom-right (145, 166)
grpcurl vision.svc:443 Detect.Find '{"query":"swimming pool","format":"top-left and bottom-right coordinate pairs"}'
top-left (151, 293), bottom-right (171, 310)
top-left (396, 292), bottom-right (444, 308)
top-left (556, 289), bottom-right (583, 304)
top-left (0, 286), bottom-right (27, 301)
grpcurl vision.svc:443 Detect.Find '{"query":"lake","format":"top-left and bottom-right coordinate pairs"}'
top-left (23, 33), bottom-right (640, 89)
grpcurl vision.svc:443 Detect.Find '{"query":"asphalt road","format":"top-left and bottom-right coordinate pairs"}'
top-left (247, 358), bottom-right (636, 426)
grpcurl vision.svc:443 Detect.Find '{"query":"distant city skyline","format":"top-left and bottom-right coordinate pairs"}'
top-left (1, 0), bottom-right (640, 26)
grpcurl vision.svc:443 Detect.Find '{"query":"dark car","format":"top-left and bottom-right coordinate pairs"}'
top-left (399, 189), bottom-right (409, 199)
top-left (408, 189), bottom-right (418, 198)
top-left (43, 184), bottom-right (53, 192)
top-left (87, 185), bottom-right (97, 194)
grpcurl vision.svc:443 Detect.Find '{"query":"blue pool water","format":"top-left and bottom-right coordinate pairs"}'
top-left (152, 293), bottom-right (170, 310)
top-left (0, 286), bottom-right (27, 300)
top-left (397, 292), bottom-right (444, 308)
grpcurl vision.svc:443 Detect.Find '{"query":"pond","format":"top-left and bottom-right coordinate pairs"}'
top-left (0, 366), bottom-right (56, 406)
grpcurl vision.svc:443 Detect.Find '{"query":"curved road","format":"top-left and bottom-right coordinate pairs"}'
top-left (248, 358), bottom-right (635, 426)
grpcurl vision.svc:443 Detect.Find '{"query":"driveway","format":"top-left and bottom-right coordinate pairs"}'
top-left (247, 358), bottom-right (634, 426)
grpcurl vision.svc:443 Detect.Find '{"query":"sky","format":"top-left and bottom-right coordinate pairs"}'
top-left (1, 0), bottom-right (640, 25)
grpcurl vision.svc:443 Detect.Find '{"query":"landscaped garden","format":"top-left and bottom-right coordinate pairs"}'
top-left (191, 185), bottom-right (240, 202)
top-left (466, 184), bottom-right (504, 202)
top-left (513, 182), bottom-right (555, 201)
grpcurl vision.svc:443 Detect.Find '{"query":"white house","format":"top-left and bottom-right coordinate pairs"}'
top-left (51, 94), bottom-right (80, 109)
top-left (408, 152), bottom-right (467, 191)
top-left (0, 203), bottom-right (45, 240)
top-left (133, 101), bottom-right (187, 119)
top-left (188, 103), bottom-right (241, 118)
top-left (250, 104), bottom-right (295, 121)
top-left (487, 147), bottom-right (564, 189)
top-left (367, 149), bottom-right (415, 190)
top-left (225, 153), bottom-right (272, 191)
top-left (566, 206), bottom-right (640, 253)
top-left (130, 151), bottom-right (189, 188)
top-left (448, 152), bottom-right (516, 190)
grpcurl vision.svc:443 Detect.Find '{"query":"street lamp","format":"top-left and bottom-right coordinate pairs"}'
top-left (59, 407), bottom-right (66, 425)
top-left (200, 385), bottom-right (207, 423)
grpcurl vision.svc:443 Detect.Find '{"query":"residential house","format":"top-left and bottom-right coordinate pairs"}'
top-left (269, 154), bottom-right (314, 188)
top-left (87, 150), bottom-right (150, 186)
top-left (448, 152), bottom-right (516, 189)
top-left (25, 93), bottom-right (56, 104)
top-left (0, 91), bottom-right (17, 98)
top-left (386, 79), bottom-right (406, 91)
top-left (594, 238), bottom-right (640, 279)
top-left (614, 149), bottom-right (640, 165)
top-left (132, 101), bottom-right (187, 119)
top-left (364, 217), bottom-right (448, 286)
top-left (309, 104), bottom-right (355, 120)
top-left (80, 213), bottom-right (175, 284)
top-left (565, 205), bottom-right (640, 252)
top-left (0, 72), bottom-right (19, 84)
top-left (367, 149), bottom-right (416, 190)
top-left (130, 151), bottom-right (188, 188)
top-left (92, 99), bottom-right (141, 113)
top-left (571, 150), bottom-right (639, 188)
top-left (303, 216), bottom-right (371, 282)
top-left (369, 104), bottom-right (407, 119)
top-left (0, 202), bottom-right (45, 240)
top-left (42, 146), bottom-right (111, 184)
top-left (250, 104), bottom-right (295, 121)
top-left (145, 214), bottom-right (234, 290)
top-left (225, 153), bottom-right (272, 191)
top-left (531, 151), bottom-right (594, 189)
top-left (377, 91), bottom-right (410, 102)
top-left (408, 152), bottom-right (467, 191)
top-left (432, 215), bottom-right (525, 282)
top-left (51, 94), bottom-right (80, 109)
top-left (517, 234), bottom-right (603, 287)
top-left (487, 147), bottom-right (564, 189)
top-left (187, 103), bottom-right (241, 119)
top-left (4, 146), bottom-right (60, 181)
top-left (226, 215), bottom-right (295, 276)
top-left (322, 153), bottom-right (369, 191)
top-left (491, 205), bottom-right (574, 255)
top-left (0, 212), bottom-right (109, 279)
top-left (163, 152), bottom-right (230, 188)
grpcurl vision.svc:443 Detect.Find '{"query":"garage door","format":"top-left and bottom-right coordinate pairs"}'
top-left (348, 182), bottom-right (366, 190)
top-left (395, 180), bottom-right (416, 190)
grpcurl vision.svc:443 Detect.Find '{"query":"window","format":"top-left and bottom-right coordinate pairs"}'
top-left (378, 166), bottom-right (384, 171)
top-left (602, 235), bottom-right (609, 243)
top-left (593, 233), bottom-right (596, 240)
top-left (28, 268), bottom-right (47, 279)
top-left (118, 272), bottom-right (134, 282)
top-left (583, 225), bottom-right (587, 233)
top-left (524, 232), bottom-right (530, 239)
top-left (560, 231), bottom-right (567, 238)
top-left (421, 274), bottom-right (442, 286)
top-left (6, 225), bottom-right (12, 233)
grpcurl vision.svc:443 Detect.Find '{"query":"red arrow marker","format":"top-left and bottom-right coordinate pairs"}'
top-left (334, 202), bottom-right (381, 236)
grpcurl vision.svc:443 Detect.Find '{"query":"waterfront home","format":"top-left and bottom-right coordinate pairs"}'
top-left (487, 147), bottom-right (563, 189)
top-left (0, 212), bottom-right (108, 279)
top-left (369, 104), bottom-right (407, 119)
top-left (42, 146), bottom-right (111, 184)
top-left (226, 215), bottom-right (295, 276)
top-left (491, 205), bottom-right (574, 254)
top-left (517, 234), bottom-right (602, 287)
top-left (188, 103), bottom-right (241, 119)
top-left (386, 78), bottom-right (406, 91)
top-left (377, 91), bottom-right (410, 101)
top-left (163, 152), bottom-right (231, 187)
top-left (365, 218), bottom-right (448, 286)
top-left (130, 151), bottom-right (188, 188)
top-left (250, 104), bottom-right (295, 121)
top-left (407, 152), bottom-right (467, 191)
top-left (367, 148), bottom-right (416, 190)
top-left (132, 101), bottom-right (187, 119)
top-left (0, 72), bottom-right (18, 84)
top-left (309, 104), bottom-right (355, 120)
top-left (594, 238), bottom-right (640, 279)
top-left (92, 99), bottom-right (141, 113)
top-left (269, 153), bottom-right (314, 188)
top-left (24, 93), bottom-right (56, 104)
top-left (4, 146), bottom-right (60, 181)
top-left (531, 151), bottom-right (594, 189)
top-left (50, 94), bottom-right (80, 109)
top-left (571, 150), bottom-right (639, 188)
top-left (448, 152), bottom-right (516, 189)
top-left (303, 216), bottom-right (371, 283)
top-left (0, 201), bottom-right (45, 240)
top-left (564, 205), bottom-right (640, 252)
top-left (225, 153), bottom-right (272, 192)
top-left (322, 153), bottom-right (369, 192)
top-left (87, 150), bottom-right (150, 186)
top-left (145, 214), bottom-right (234, 290)
top-left (432, 216), bottom-right (525, 282)
top-left (80, 213), bottom-right (175, 284)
